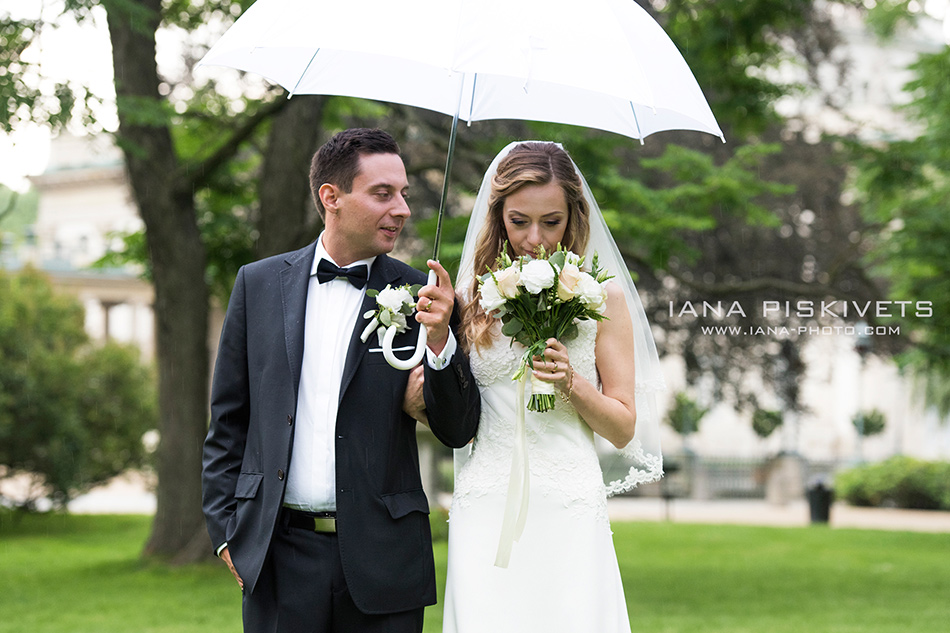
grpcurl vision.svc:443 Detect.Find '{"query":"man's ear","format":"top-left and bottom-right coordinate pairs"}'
top-left (318, 183), bottom-right (340, 215)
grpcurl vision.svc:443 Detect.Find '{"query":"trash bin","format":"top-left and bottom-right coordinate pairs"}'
top-left (805, 478), bottom-right (833, 524)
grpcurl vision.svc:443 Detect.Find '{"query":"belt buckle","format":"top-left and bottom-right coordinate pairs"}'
top-left (312, 516), bottom-right (336, 533)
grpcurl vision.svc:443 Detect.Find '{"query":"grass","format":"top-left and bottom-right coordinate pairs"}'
top-left (0, 514), bottom-right (240, 633)
top-left (2, 513), bottom-right (948, 633)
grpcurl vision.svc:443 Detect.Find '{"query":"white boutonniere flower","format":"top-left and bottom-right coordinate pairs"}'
top-left (360, 283), bottom-right (422, 345)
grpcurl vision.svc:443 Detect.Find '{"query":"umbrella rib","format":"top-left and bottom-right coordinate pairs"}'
top-left (629, 102), bottom-right (645, 145)
top-left (467, 73), bottom-right (478, 124)
top-left (288, 48), bottom-right (321, 98)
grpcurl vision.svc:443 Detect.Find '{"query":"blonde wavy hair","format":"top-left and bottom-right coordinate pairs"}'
top-left (460, 142), bottom-right (590, 353)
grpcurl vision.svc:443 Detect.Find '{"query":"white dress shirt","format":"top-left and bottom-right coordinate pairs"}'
top-left (282, 236), bottom-right (456, 512)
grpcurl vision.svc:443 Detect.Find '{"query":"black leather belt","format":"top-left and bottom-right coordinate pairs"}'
top-left (284, 507), bottom-right (337, 533)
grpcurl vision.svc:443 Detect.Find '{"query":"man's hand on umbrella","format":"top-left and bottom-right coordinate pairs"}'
top-left (416, 260), bottom-right (453, 355)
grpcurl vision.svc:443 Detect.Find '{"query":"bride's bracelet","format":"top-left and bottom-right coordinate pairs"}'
top-left (558, 364), bottom-right (574, 403)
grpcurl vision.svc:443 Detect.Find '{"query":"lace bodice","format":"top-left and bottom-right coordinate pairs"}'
top-left (454, 319), bottom-right (609, 524)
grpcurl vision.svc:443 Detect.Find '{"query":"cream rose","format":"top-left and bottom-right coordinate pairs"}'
top-left (556, 263), bottom-right (583, 301)
top-left (519, 259), bottom-right (556, 294)
top-left (494, 266), bottom-right (521, 299)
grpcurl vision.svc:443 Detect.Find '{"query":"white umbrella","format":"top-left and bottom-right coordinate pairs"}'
top-left (201, 0), bottom-right (723, 142)
top-left (200, 0), bottom-right (724, 368)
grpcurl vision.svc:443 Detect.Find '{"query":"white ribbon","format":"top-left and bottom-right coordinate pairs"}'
top-left (494, 373), bottom-right (530, 568)
top-left (530, 371), bottom-right (555, 398)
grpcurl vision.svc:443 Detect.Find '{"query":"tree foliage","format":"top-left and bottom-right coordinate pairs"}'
top-left (0, 269), bottom-right (157, 508)
top-left (852, 40), bottom-right (950, 416)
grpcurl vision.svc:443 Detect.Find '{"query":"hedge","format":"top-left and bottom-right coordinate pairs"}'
top-left (835, 456), bottom-right (950, 511)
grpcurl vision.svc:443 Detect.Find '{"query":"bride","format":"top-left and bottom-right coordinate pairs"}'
top-left (442, 141), bottom-right (665, 633)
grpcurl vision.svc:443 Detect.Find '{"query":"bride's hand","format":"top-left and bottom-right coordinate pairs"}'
top-left (532, 338), bottom-right (573, 394)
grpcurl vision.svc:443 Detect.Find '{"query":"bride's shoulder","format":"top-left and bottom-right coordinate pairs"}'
top-left (602, 279), bottom-right (625, 301)
top-left (600, 280), bottom-right (633, 319)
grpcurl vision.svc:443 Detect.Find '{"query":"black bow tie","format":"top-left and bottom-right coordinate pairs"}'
top-left (316, 258), bottom-right (369, 289)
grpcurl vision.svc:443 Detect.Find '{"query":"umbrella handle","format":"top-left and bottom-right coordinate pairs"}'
top-left (382, 269), bottom-right (437, 370)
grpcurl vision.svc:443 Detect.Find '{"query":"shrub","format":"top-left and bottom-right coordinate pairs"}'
top-left (0, 269), bottom-right (157, 508)
top-left (666, 392), bottom-right (708, 436)
top-left (752, 408), bottom-right (783, 438)
top-left (835, 457), bottom-right (950, 511)
top-left (851, 409), bottom-right (886, 437)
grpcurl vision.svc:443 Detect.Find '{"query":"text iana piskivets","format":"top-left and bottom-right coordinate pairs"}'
top-left (668, 300), bottom-right (933, 319)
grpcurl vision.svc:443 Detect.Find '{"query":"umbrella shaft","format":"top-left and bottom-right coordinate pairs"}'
top-left (432, 110), bottom-right (460, 262)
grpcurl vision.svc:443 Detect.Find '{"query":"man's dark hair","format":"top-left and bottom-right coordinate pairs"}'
top-left (310, 128), bottom-right (401, 218)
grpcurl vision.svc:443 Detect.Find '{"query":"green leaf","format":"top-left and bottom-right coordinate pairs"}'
top-left (502, 319), bottom-right (524, 337)
top-left (562, 323), bottom-right (579, 341)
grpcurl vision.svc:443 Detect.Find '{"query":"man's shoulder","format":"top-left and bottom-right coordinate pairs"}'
top-left (378, 254), bottom-right (427, 284)
top-left (242, 243), bottom-right (315, 275)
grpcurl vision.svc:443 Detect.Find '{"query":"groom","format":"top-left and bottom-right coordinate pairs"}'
top-left (202, 128), bottom-right (480, 633)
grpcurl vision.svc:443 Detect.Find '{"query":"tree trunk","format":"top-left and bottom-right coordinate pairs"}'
top-left (105, 0), bottom-right (210, 561)
top-left (255, 95), bottom-right (328, 258)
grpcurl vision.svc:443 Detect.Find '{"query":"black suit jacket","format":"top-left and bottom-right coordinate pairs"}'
top-left (201, 243), bottom-right (480, 614)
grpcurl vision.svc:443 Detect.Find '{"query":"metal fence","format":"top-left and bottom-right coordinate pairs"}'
top-left (606, 453), bottom-right (846, 500)
top-left (420, 425), bottom-right (845, 503)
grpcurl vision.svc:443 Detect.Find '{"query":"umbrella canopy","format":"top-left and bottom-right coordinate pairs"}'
top-left (199, 0), bottom-right (724, 142)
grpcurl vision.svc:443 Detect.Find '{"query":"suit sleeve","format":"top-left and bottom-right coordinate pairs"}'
top-left (202, 266), bottom-right (251, 552)
top-left (422, 301), bottom-right (480, 448)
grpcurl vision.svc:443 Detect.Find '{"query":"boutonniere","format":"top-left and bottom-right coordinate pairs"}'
top-left (360, 283), bottom-right (423, 345)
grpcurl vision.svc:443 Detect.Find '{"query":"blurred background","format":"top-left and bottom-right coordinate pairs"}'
top-left (2, 0), bottom-right (950, 562)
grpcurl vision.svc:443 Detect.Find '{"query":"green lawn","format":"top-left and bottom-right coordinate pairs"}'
top-left (2, 513), bottom-right (948, 632)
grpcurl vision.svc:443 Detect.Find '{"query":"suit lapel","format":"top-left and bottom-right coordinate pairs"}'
top-left (339, 254), bottom-right (403, 402)
top-left (279, 244), bottom-right (317, 402)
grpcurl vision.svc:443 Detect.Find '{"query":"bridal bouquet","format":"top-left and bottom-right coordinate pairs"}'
top-left (478, 244), bottom-right (612, 412)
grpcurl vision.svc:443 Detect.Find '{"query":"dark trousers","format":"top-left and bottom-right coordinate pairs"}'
top-left (242, 513), bottom-right (424, 633)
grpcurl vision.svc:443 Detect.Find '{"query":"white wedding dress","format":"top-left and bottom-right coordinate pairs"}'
top-left (443, 319), bottom-right (631, 633)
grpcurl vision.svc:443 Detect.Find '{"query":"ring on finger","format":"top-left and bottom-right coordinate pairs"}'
top-left (420, 299), bottom-right (431, 312)
top-left (553, 360), bottom-right (558, 371)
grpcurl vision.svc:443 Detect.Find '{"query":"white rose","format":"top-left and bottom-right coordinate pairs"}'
top-left (494, 266), bottom-right (521, 299)
top-left (376, 286), bottom-right (409, 312)
top-left (557, 263), bottom-right (582, 302)
top-left (390, 311), bottom-right (407, 331)
top-left (577, 273), bottom-right (607, 313)
top-left (519, 259), bottom-right (556, 295)
top-left (479, 278), bottom-right (506, 312)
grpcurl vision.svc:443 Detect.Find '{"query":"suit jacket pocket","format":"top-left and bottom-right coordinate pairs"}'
top-left (234, 472), bottom-right (264, 500)
top-left (366, 345), bottom-right (417, 365)
top-left (381, 489), bottom-right (430, 519)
